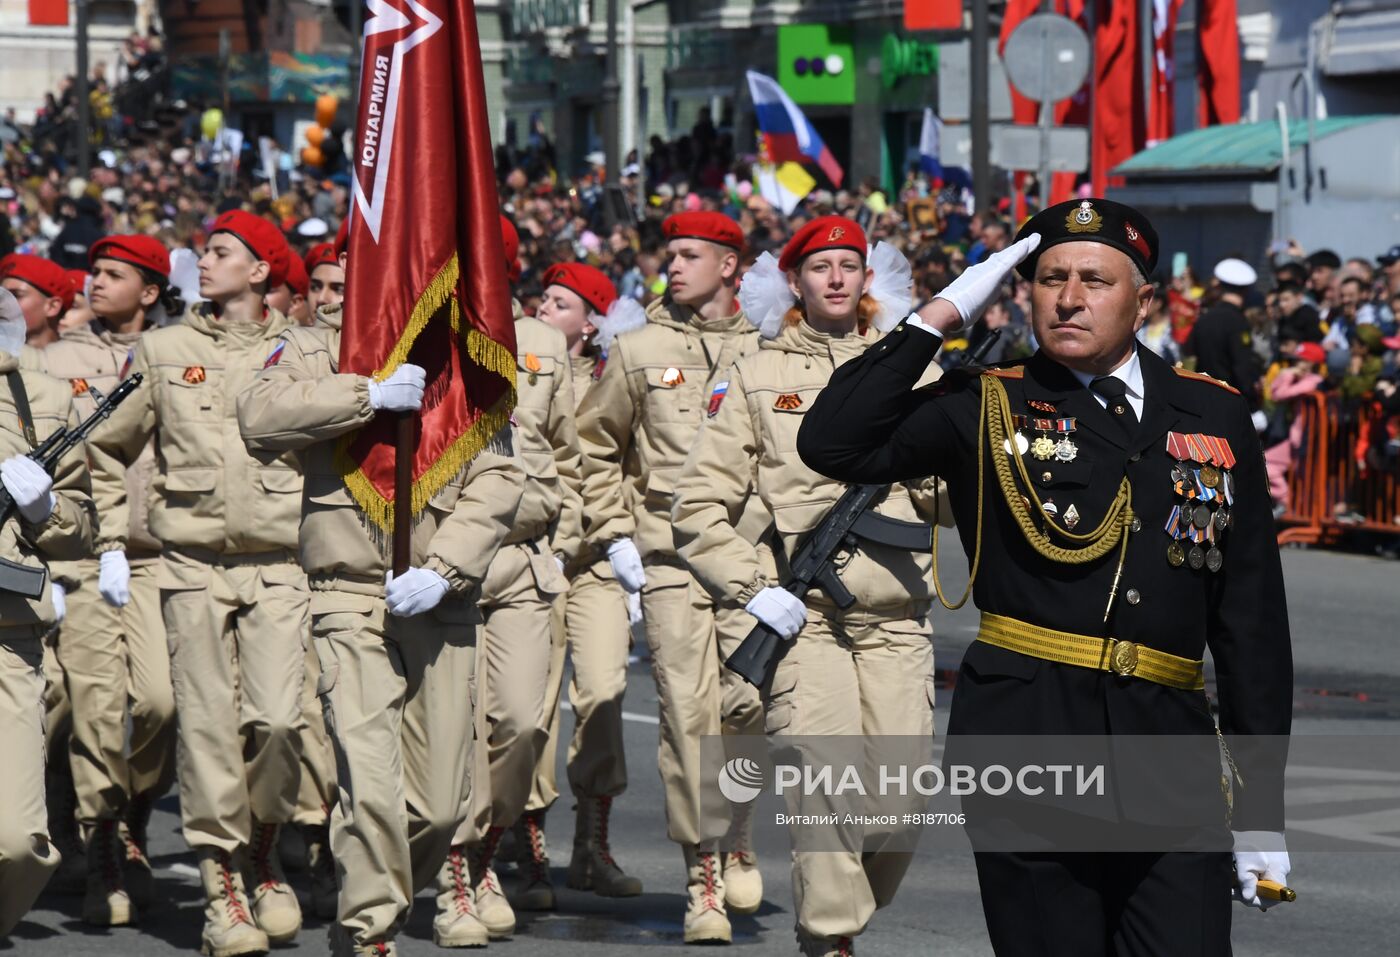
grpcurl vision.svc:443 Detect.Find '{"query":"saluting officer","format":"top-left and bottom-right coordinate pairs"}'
top-left (38, 235), bottom-right (178, 926)
top-left (0, 287), bottom-right (96, 942)
top-left (672, 216), bottom-right (951, 957)
top-left (87, 211), bottom-right (311, 954)
top-left (796, 199), bottom-right (1294, 956)
top-left (576, 211), bottom-right (767, 943)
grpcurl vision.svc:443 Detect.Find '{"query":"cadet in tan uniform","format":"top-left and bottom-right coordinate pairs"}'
top-left (237, 295), bottom-right (523, 957)
top-left (305, 243), bottom-right (345, 313)
top-left (438, 225), bottom-right (583, 937)
top-left (266, 253), bottom-right (311, 326)
top-left (37, 235), bottom-right (177, 926)
top-left (576, 211), bottom-right (767, 943)
top-left (507, 259), bottom-right (648, 911)
top-left (88, 210), bottom-right (310, 955)
top-left (1, 253), bottom-right (74, 349)
top-left (0, 286), bottom-right (96, 941)
top-left (673, 217), bottom-right (946, 957)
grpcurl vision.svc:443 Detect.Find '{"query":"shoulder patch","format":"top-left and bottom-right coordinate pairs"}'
top-left (1173, 367), bottom-right (1241, 396)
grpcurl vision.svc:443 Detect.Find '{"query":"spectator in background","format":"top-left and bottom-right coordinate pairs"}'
top-left (1308, 248), bottom-right (1342, 314)
top-left (1277, 281), bottom-right (1324, 343)
top-left (1187, 258), bottom-right (1262, 407)
top-left (49, 197), bottom-right (105, 269)
top-left (1262, 342), bottom-right (1327, 518)
top-left (1322, 276), bottom-right (1366, 358)
top-left (1167, 264), bottom-right (1203, 344)
top-left (1137, 282), bottom-right (1180, 365)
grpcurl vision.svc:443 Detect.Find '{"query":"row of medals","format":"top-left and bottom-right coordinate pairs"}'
top-left (1007, 415), bottom-right (1081, 530)
top-left (1166, 459), bottom-right (1233, 572)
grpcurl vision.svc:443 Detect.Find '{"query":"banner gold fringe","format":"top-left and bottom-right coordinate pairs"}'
top-left (334, 251), bottom-right (518, 535)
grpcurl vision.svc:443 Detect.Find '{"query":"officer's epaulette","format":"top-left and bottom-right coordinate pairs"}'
top-left (982, 365), bottom-right (1025, 380)
top-left (1172, 367), bottom-right (1241, 395)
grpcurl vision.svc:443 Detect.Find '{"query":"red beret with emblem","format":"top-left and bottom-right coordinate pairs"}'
top-left (778, 216), bottom-right (868, 272)
top-left (1, 253), bottom-right (75, 309)
top-left (211, 210), bottom-right (291, 288)
top-left (499, 215), bottom-right (522, 283)
top-left (662, 211), bottom-right (744, 251)
top-left (304, 242), bottom-right (338, 274)
top-left (283, 252), bottom-right (309, 297)
top-left (89, 234), bottom-right (171, 278)
top-left (542, 262), bottom-right (617, 315)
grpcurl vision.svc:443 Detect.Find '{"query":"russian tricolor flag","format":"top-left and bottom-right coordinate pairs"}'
top-left (746, 70), bottom-right (844, 188)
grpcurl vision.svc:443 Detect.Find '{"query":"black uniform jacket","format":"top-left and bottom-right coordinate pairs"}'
top-left (796, 322), bottom-right (1293, 831)
top-left (1187, 301), bottom-right (1260, 407)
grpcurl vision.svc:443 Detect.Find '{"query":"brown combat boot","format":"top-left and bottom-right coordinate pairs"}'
top-left (122, 789), bottom-right (157, 907)
top-left (722, 799), bottom-right (762, 914)
top-left (798, 930), bottom-right (856, 956)
top-left (682, 843), bottom-right (731, 945)
top-left (247, 822), bottom-right (302, 943)
top-left (432, 844), bottom-right (489, 948)
top-left (197, 848), bottom-right (269, 957)
top-left (45, 761), bottom-right (85, 895)
top-left (303, 822), bottom-right (339, 920)
top-left (510, 809), bottom-right (555, 911)
top-left (81, 819), bottom-right (134, 926)
top-left (566, 795), bottom-right (643, 897)
top-left (465, 827), bottom-right (515, 938)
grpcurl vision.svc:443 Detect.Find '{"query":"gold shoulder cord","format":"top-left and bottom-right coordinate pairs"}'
top-left (932, 374), bottom-right (1136, 621)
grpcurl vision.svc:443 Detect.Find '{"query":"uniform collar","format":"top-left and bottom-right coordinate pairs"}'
top-left (1066, 347), bottom-right (1144, 405)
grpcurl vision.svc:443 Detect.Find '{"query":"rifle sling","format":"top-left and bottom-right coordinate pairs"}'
top-left (6, 370), bottom-right (38, 449)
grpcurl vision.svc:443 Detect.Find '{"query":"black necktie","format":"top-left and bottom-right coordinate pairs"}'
top-left (1090, 376), bottom-right (1139, 438)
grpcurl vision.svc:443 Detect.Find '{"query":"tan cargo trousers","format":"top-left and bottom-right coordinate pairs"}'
top-left (461, 541), bottom-right (566, 841)
top-left (160, 550), bottom-right (307, 853)
top-left (57, 559), bottom-right (175, 824)
top-left (310, 583), bottom-right (478, 946)
top-left (293, 638), bottom-right (336, 826)
top-left (765, 606), bottom-right (935, 941)
top-left (522, 559), bottom-right (632, 812)
top-left (643, 563), bottom-right (763, 846)
top-left (0, 628), bottom-right (60, 938)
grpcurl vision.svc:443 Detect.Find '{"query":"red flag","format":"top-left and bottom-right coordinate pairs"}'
top-left (1147, 0), bottom-right (1184, 145)
top-left (338, 0), bottom-right (516, 532)
top-left (904, 0), bottom-right (962, 31)
top-left (1197, 0), bottom-right (1241, 126)
top-left (1091, 0), bottom-right (1146, 195)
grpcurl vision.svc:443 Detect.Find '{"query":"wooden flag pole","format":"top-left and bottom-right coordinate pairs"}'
top-left (393, 412), bottom-right (413, 576)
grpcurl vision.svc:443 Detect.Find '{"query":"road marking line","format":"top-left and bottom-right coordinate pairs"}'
top-left (563, 701), bottom-right (659, 725)
top-left (165, 862), bottom-right (200, 878)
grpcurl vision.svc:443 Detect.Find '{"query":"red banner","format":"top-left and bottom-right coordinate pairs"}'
top-left (904, 0), bottom-right (962, 31)
top-left (337, 0), bottom-right (516, 532)
top-left (1148, 0), bottom-right (1185, 146)
top-left (1091, 0), bottom-right (1146, 195)
top-left (1197, 0), bottom-right (1241, 126)
top-left (28, 0), bottom-right (67, 26)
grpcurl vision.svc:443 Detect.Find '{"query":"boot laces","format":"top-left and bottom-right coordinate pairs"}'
top-left (698, 851), bottom-right (722, 913)
top-left (446, 847), bottom-right (474, 917)
top-left (95, 820), bottom-right (123, 886)
top-left (595, 796), bottom-right (619, 868)
top-left (836, 936), bottom-right (854, 956)
top-left (216, 851), bottom-right (254, 926)
top-left (523, 813), bottom-right (549, 884)
top-left (251, 823), bottom-right (281, 891)
top-left (475, 828), bottom-right (503, 895)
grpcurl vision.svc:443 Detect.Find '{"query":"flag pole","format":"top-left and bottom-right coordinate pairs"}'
top-left (393, 415), bottom-right (412, 576)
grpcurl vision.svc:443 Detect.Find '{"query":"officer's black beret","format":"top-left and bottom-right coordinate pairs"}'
top-left (1012, 197), bottom-right (1159, 281)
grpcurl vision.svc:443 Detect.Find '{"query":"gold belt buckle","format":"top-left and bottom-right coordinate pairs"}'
top-left (1109, 640), bottom-right (1139, 677)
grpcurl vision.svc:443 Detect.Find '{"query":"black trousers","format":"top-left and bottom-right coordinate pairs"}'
top-left (973, 849), bottom-right (1233, 956)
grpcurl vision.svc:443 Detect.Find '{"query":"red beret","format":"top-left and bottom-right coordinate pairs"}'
top-left (334, 218), bottom-right (350, 260)
top-left (541, 262), bottom-right (617, 315)
top-left (304, 242), bottom-right (338, 274)
top-left (283, 253), bottom-right (309, 297)
top-left (778, 216), bottom-right (868, 272)
top-left (67, 269), bottom-right (90, 298)
top-left (90, 234), bottom-right (171, 278)
top-left (2, 254), bottom-right (74, 309)
top-left (1293, 342), bottom-right (1327, 365)
top-left (662, 211), bottom-right (744, 251)
top-left (499, 215), bottom-right (522, 283)
top-left (211, 210), bottom-right (291, 288)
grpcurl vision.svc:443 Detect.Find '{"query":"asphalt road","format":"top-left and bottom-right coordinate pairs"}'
top-left (9, 539), bottom-right (1400, 955)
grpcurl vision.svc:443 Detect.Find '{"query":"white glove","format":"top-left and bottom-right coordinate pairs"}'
top-left (99, 550), bottom-right (132, 607)
top-left (384, 567), bottom-right (450, 617)
top-left (607, 538), bottom-right (646, 594)
top-left (1232, 830), bottom-right (1291, 911)
top-left (933, 233), bottom-right (1042, 330)
top-left (1, 455), bottom-right (55, 524)
top-left (745, 586), bottom-right (807, 640)
top-left (51, 582), bottom-right (65, 622)
top-left (1251, 409), bottom-right (1269, 434)
top-left (625, 590), bottom-right (643, 626)
top-left (368, 364), bottom-right (427, 412)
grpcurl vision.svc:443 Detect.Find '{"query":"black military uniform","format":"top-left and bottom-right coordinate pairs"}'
top-left (795, 199), bottom-right (1293, 957)
top-left (1187, 298), bottom-right (1260, 406)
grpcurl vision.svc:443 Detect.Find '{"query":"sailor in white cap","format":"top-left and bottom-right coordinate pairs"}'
top-left (1185, 257), bottom-right (1263, 410)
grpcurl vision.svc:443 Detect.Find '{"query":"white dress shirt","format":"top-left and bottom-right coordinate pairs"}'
top-left (1069, 347), bottom-right (1146, 420)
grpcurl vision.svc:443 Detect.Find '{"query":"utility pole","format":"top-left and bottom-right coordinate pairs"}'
top-left (75, 0), bottom-right (91, 178)
top-left (601, 0), bottom-right (629, 228)
top-left (971, 0), bottom-right (990, 212)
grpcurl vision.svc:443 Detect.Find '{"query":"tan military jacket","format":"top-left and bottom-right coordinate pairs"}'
top-left (38, 321), bottom-right (161, 566)
top-left (569, 354), bottom-right (597, 414)
top-left (672, 318), bottom-right (951, 615)
top-left (577, 298), bottom-right (765, 566)
top-left (87, 303), bottom-right (302, 557)
top-left (0, 351), bottom-right (96, 627)
top-left (236, 303), bottom-right (523, 606)
top-left (509, 308), bottom-right (583, 561)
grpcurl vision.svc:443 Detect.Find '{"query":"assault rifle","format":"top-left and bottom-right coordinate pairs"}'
top-left (0, 374), bottom-right (143, 598)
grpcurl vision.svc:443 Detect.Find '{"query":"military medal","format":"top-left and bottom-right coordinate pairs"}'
top-left (1206, 546), bottom-right (1224, 573)
top-left (1192, 504), bottom-right (1211, 531)
top-left (661, 366), bottom-right (684, 387)
top-left (1004, 433), bottom-right (1030, 457)
top-left (1188, 544), bottom-right (1206, 570)
top-left (1054, 438), bottom-right (1078, 462)
top-left (1063, 504), bottom-right (1081, 529)
top-left (1167, 541), bottom-right (1186, 567)
top-left (1042, 499), bottom-right (1058, 517)
top-left (524, 352), bottom-right (542, 385)
top-left (1200, 464), bottom-right (1221, 489)
top-left (1213, 509), bottom-right (1229, 532)
top-left (1031, 436), bottom-right (1057, 460)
